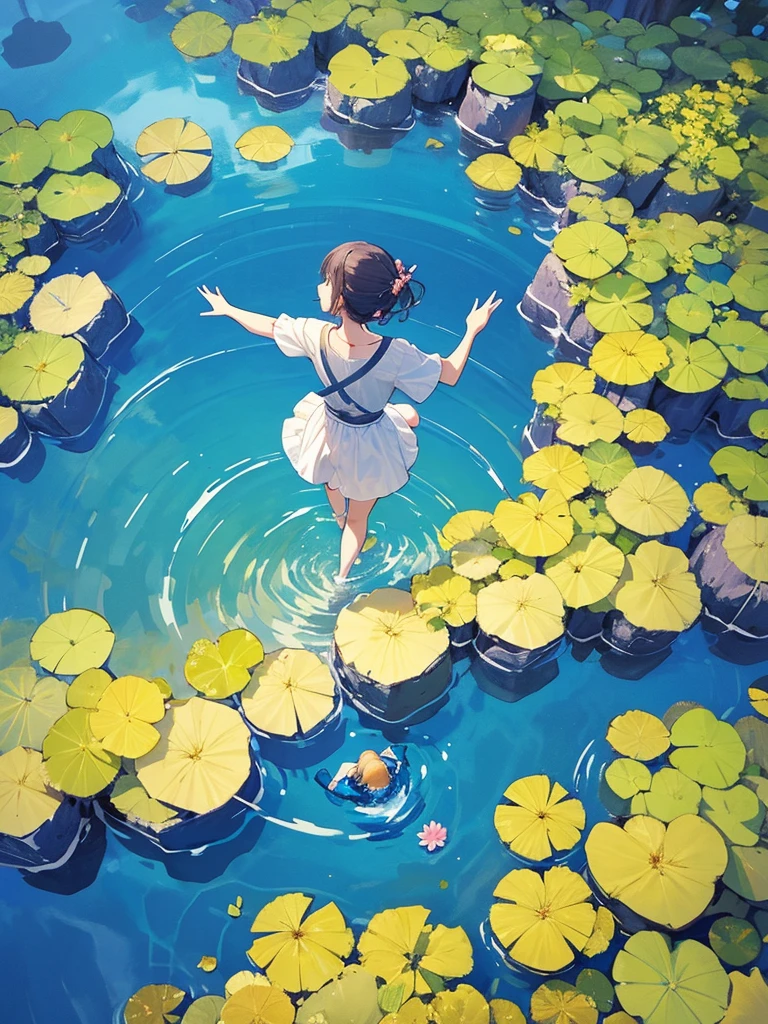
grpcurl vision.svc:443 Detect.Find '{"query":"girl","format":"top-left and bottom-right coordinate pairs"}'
top-left (198, 241), bottom-right (501, 581)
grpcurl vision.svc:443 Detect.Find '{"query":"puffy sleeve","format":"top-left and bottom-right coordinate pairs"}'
top-left (273, 314), bottom-right (321, 358)
top-left (394, 339), bottom-right (442, 403)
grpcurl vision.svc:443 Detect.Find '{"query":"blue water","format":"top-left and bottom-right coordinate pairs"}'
top-left (1, 4), bottom-right (766, 1022)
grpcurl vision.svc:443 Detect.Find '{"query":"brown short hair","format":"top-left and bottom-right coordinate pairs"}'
top-left (320, 241), bottom-right (424, 325)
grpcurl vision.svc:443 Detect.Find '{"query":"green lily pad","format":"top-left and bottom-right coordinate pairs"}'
top-left (585, 274), bottom-right (653, 333)
top-left (465, 153), bottom-right (521, 192)
top-left (605, 757), bottom-right (652, 800)
top-left (38, 110), bottom-right (113, 172)
top-left (708, 917), bottom-right (761, 967)
top-left (0, 331), bottom-right (84, 403)
top-left (723, 376), bottom-right (768, 401)
top-left (570, 496), bottom-right (617, 537)
top-left (624, 240), bottom-right (669, 283)
top-left (553, 222), bottom-right (628, 279)
top-left (728, 264), bottom-right (768, 312)
top-left (666, 294), bottom-right (713, 336)
top-left (658, 336), bottom-right (727, 394)
top-left (0, 665), bottom-right (68, 753)
top-left (723, 844), bottom-right (768, 903)
top-left (37, 171), bottom-right (120, 221)
top-left (508, 128), bottom-right (565, 171)
top-left (576, 969), bottom-right (614, 1014)
top-left (181, 996), bottom-right (227, 1024)
top-left (710, 446), bottom-right (768, 502)
top-left (328, 44), bottom-right (410, 99)
top-left (644, 767), bottom-right (702, 822)
top-left (701, 784), bottom-right (765, 846)
top-left (582, 440), bottom-right (636, 492)
top-left (564, 134), bottom-right (626, 183)
top-left (669, 709), bottom-right (746, 790)
top-left (672, 45), bottom-right (731, 79)
top-left (708, 320), bottom-right (768, 374)
top-left (0, 127), bottom-right (51, 185)
top-left (231, 14), bottom-right (312, 64)
top-left (171, 12), bottom-right (232, 58)
top-left (622, 124), bottom-right (678, 164)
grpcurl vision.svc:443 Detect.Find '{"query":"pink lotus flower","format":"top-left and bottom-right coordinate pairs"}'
top-left (417, 820), bottom-right (447, 852)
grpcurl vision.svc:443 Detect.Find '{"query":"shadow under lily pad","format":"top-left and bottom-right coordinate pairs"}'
top-left (2, 18), bottom-right (71, 69)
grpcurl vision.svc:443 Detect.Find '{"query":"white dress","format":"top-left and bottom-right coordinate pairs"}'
top-left (274, 314), bottom-right (443, 501)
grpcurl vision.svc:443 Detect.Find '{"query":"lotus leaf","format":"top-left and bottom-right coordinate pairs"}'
top-left (526, 19), bottom-right (582, 59)
top-left (708, 320), bottom-right (768, 374)
top-left (472, 60), bottom-right (538, 97)
top-left (701, 784), bottom-right (764, 846)
top-left (136, 119), bottom-right (212, 186)
top-left (672, 45), bottom-right (731, 80)
top-left (30, 608), bottom-right (114, 675)
top-left (429, 985), bottom-right (489, 1023)
top-left (556, 393), bottom-right (624, 446)
top-left (623, 409), bottom-right (669, 445)
top-left (0, 127), bottom-right (51, 184)
top-left (29, 271), bottom-right (110, 336)
top-left (494, 774), bottom-right (585, 861)
top-left (497, 554), bottom-right (537, 580)
top-left (241, 648), bottom-right (335, 738)
top-left (553, 222), bottom-right (627, 279)
top-left (522, 444), bottom-right (589, 499)
top-left (492, 491), bottom-right (573, 557)
top-left (0, 406), bottom-right (19, 442)
top-left (43, 707), bottom-right (120, 797)
top-left (90, 675), bottom-right (165, 758)
top-left (136, 697), bottom-right (251, 815)
top-left (750, 410), bottom-right (768, 439)
top-left (477, 573), bottom-right (565, 649)
top-left (606, 468), bottom-right (689, 537)
top-left (0, 745), bottom-right (63, 838)
top-left (38, 110), bottom-right (113, 171)
top-left (723, 515), bottom-right (768, 583)
top-left (728, 264), bottom-right (768, 312)
top-left (381, 999), bottom-right (428, 1024)
top-left (415, 574), bottom-right (476, 629)
top-left (334, 589), bottom-right (448, 686)
top-left (0, 271), bottom-right (33, 314)
top-left (37, 171), bottom-right (120, 219)
top-left (570, 497), bottom-right (616, 536)
top-left (248, 892), bottom-right (353, 993)
top-left (623, 240), bottom-right (669, 283)
top-left (575, 970), bottom-right (613, 1014)
top-left (658, 335), bottom-right (727, 394)
top-left (710, 447), bottom-right (768, 501)
top-left (605, 757), bottom-right (652, 799)
top-left (294, 965), bottom-right (381, 1024)
top-left (508, 128), bottom-right (565, 171)
top-left (582, 906), bottom-right (616, 959)
top-left (723, 844), bottom-right (768, 902)
top-left (666, 294), bottom-right (713, 336)
top-left (613, 931), bottom-right (729, 1024)
top-left (124, 984), bottom-right (187, 1024)
top-left (627, 25), bottom-right (679, 51)
top-left (724, 376), bottom-right (768, 401)
top-left (235, 125), bottom-right (294, 166)
top-left (437, 510), bottom-right (497, 550)
top-left (556, 99), bottom-right (602, 131)
top-left (586, 814), bottom-right (727, 929)
top-left (347, 7), bottom-right (408, 43)
top-left (585, 275), bottom-right (653, 333)
top-left (721, 967), bottom-right (768, 1024)
top-left (449, 538), bottom-right (500, 579)
top-left (529, 982), bottom-right (597, 1024)
top-left (545, 535), bottom-right (624, 608)
top-left (669, 709), bottom-right (746, 789)
top-left (707, 918), bottom-right (761, 968)
top-left (685, 272), bottom-right (733, 307)
top-left (329, 44), bottom-right (410, 99)
top-left (357, 905), bottom-right (472, 1000)
top-left (110, 773), bottom-right (178, 827)
top-left (590, 331), bottom-right (669, 386)
top-left (171, 12), bottom-right (232, 57)
top-left (564, 134), bottom-right (626, 183)
top-left (181, 996), bottom-right (227, 1024)
top-left (232, 15), bottom-right (311, 64)
top-left (0, 667), bottom-right (68, 754)
top-left (748, 685), bottom-right (768, 719)
top-left (490, 865), bottom-right (596, 972)
top-left (291, 0), bottom-right (354, 35)
top-left (582, 440), bottom-right (635, 492)
top-left (185, 628), bottom-right (264, 698)
top-left (545, 47), bottom-right (602, 95)
top-left (15, 255), bottom-right (49, 277)
top-left (465, 153), bottom-right (521, 191)
top-left (643, 767), bottom-right (701, 822)
top-left (735, 716), bottom-right (768, 774)
top-left (666, 166), bottom-right (721, 195)
top-left (622, 124), bottom-right (678, 165)
top-left (606, 710), bottom-right (670, 760)
top-left (531, 362), bottom-right (595, 407)
top-left (615, 540), bottom-right (701, 632)
top-left (220, 982), bottom-right (295, 1024)
top-left (692, 483), bottom-right (748, 525)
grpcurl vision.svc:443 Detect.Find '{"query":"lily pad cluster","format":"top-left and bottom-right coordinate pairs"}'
top-left (0, 108), bottom-right (133, 465)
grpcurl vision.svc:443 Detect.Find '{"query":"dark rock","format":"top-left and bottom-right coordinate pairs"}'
top-left (519, 251), bottom-right (578, 344)
top-left (237, 48), bottom-right (318, 111)
top-left (326, 81), bottom-right (413, 129)
top-left (649, 381), bottom-right (719, 438)
top-left (412, 61), bottom-right (469, 105)
top-left (457, 78), bottom-right (538, 148)
top-left (601, 609), bottom-right (680, 656)
top-left (690, 526), bottom-right (768, 642)
top-left (644, 182), bottom-right (725, 220)
top-left (520, 405), bottom-right (558, 459)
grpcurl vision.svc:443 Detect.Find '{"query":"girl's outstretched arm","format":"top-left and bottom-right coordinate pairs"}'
top-left (197, 285), bottom-right (276, 338)
top-left (439, 291), bottom-right (502, 386)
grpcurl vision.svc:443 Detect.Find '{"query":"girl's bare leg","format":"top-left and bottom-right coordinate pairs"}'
top-left (392, 402), bottom-right (419, 428)
top-left (338, 497), bottom-right (378, 580)
top-left (325, 484), bottom-right (347, 530)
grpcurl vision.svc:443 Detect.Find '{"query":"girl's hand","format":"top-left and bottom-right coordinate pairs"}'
top-left (466, 291), bottom-right (502, 335)
top-left (198, 285), bottom-right (231, 317)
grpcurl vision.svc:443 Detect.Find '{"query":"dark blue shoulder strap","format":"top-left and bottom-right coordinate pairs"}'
top-left (316, 325), bottom-right (393, 412)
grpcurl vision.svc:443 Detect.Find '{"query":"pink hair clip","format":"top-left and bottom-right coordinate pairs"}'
top-left (391, 258), bottom-right (416, 297)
